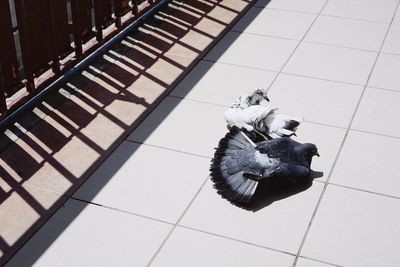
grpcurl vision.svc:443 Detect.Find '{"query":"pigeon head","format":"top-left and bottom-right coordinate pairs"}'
top-left (248, 88), bottom-right (270, 106)
top-left (296, 143), bottom-right (319, 168)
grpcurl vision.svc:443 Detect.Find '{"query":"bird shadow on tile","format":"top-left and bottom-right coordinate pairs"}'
top-left (241, 170), bottom-right (323, 212)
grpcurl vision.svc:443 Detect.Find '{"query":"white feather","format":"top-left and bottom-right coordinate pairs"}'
top-left (225, 89), bottom-right (303, 139)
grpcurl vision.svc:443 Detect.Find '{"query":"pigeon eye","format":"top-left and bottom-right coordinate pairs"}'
top-left (255, 99), bottom-right (260, 104)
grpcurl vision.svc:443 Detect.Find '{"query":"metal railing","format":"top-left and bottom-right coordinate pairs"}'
top-left (0, 0), bottom-right (158, 121)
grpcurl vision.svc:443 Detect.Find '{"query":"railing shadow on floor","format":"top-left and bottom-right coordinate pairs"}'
top-left (0, 0), bottom-right (316, 265)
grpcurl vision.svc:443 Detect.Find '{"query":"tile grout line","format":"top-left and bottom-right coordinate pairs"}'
top-left (175, 225), bottom-right (344, 267)
top-left (350, 128), bottom-right (400, 140)
top-left (314, 179), bottom-right (400, 201)
top-left (381, 51), bottom-right (400, 57)
top-left (297, 255), bottom-right (344, 267)
top-left (292, 1), bottom-right (400, 266)
top-left (201, 58), bottom-right (367, 87)
top-left (319, 13), bottom-right (395, 25)
top-left (145, 174), bottom-right (210, 266)
top-left (230, 29), bottom-right (386, 54)
top-left (70, 197), bottom-right (176, 226)
top-left (125, 138), bottom-right (213, 159)
top-left (368, 84), bottom-right (400, 93)
top-left (326, 183), bottom-right (400, 201)
top-left (177, 224), bottom-right (297, 257)
top-left (255, 4), bottom-right (396, 25)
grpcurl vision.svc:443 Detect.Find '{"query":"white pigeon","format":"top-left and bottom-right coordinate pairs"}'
top-left (224, 88), bottom-right (303, 140)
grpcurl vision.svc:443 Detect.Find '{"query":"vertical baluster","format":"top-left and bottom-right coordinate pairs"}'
top-left (70, 0), bottom-right (93, 58)
top-left (48, 0), bottom-right (61, 74)
top-left (13, 0), bottom-right (35, 93)
top-left (132, 0), bottom-right (139, 16)
top-left (115, 1), bottom-right (122, 28)
top-left (0, 64), bottom-right (8, 114)
top-left (0, 0), bottom-right (19, 97)
top-left (94, 0), bottom-right (113, 42)
top-left (71, 0), bottom-right (82, 57)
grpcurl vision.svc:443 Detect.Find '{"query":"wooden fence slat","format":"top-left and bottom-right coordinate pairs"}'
top-left (0, 0), bottom-right (19, 96)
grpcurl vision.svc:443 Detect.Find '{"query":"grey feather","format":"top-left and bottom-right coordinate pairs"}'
top-left (210, 127), bottom-right (319, 204)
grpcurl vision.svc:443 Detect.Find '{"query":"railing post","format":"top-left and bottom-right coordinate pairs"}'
top-left (70, 0), bottom-right (93, 58)
top-left (0, 64), bottom-right (8, 114)
top-left (13, 0), bottom-right (38, 93)
top-left (0, 0), bottom-right (19, 97)
top-left (48, 0), bottom-right (61, 74)
top-left (94, 0), bottom-right (113, 42)
top-left (133, 0), bottom-right (139, 16)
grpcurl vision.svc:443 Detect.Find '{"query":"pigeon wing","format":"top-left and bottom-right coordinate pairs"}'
top-left (255, 138), bottom-right (311, 178)
top-left (241, 150), bottom-right (280, 181)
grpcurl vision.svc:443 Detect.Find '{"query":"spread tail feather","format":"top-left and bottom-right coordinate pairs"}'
top-left (210, 127), bottom-right (258, 204)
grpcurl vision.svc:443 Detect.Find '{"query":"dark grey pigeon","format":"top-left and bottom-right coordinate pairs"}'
top-left (210, 127), bottom-right (319, 204)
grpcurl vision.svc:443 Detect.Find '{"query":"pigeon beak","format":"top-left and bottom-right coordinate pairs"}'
top-left (315, 152), bottom-right (320, 157)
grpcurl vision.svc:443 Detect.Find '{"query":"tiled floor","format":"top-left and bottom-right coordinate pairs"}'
top-left (4, 0), bottom-right (400, 266)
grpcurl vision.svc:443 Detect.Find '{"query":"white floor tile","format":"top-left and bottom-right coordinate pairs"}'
top-left (302, 185), bottom-right (400, 267)
top-left (73, 141), bottom-right (210, 223)
top-left (322, 0), bottom-right (398, 23)
top-left (233, 8), bottom-right (316, 40)
top-left (256, 0), bottom-right (327, 14)
top-left (204, 31), bottom-right (298, 71)
top-left (127, 97), bottom-right (228, 158)
top-left (352, 87), bottom-right (400, 137)
top-left (268, 74), bottom-right (363, 127)
top-left (305, 15), bottom-right (388, 51)
top-left (283, 42), bottom-right (376, 85)
top-left (292, 122), bottom-right (346, 182)
top-left (152, 227), bottom-right (295, 267)
top-left (180, 181), bottom-right (324, 253)
top-left (296, 258), bottom-right (338, 267)
top-left (369, 53), bottom-right (400, 91)
top-left (394, 8), bottom-right (400, 24)
top-left (382, 25), bottom-right (400, 54)
top-left (170, 61), bottom-right (276, 106)
top-left (330, 131), bottom-right (400, 197)
top-left (6, 199), bottom-right (171, 267)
